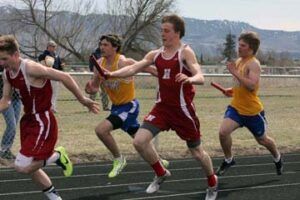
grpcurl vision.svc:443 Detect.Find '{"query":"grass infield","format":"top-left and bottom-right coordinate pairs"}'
top-left (1, 75), bottom-right (300, 164)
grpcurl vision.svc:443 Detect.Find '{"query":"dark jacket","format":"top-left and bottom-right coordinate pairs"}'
top-left (38, 50), bottom-right (63, 71)
top-left (88, 48), bottom-right (101, 72)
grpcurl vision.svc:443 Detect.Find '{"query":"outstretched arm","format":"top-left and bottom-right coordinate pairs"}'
top-left (120, 56), bottom-right (158, 77)
top-left (109, 51), bottom-right (156, 78)
top-left (27, 61), bottom-right (100, 113)
top-left (142, 65), bottom-right (158, 77)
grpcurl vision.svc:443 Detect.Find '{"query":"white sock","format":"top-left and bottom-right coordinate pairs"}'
top-left (225, 157), bottom-right (233, 163)
top-left (114, 155), bottom-right (123, 162)
top-left (273, 154), bottom-right (281, 163)
top-left (46, 152), bottom-right (60, 166)
top-left (43, 186), bottom-right (62, 200)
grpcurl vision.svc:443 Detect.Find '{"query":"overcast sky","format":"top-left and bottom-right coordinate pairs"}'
top-left (2, 0), bottom-right (300, 31)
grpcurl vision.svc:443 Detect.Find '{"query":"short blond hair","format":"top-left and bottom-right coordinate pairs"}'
top-left (0, 35), bottom-right (20, 55)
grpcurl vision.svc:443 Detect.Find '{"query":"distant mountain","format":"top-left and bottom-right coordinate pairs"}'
top-left (183, 18), bottom-right (300, 59)
top-left (1, 6), bottom-right (300, 59)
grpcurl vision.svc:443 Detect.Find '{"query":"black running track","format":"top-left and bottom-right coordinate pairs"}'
top-left (1, 153), bottom-right (300, 200)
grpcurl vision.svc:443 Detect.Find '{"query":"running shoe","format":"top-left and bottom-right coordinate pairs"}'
top-left (161, 159), bottom-right (169, 168)
top-left (55, 146), bottom-right (73, 177)
top-left (146, 169), bottom-right (171, 194)
top-left (108, 156), bottom-right (127, 178)
top-left (216, 158), bottom-right (236, 176)
top-left (274, 157), bottom-right (283, 175)
top-left (205, 175), bottom-right (218, 200)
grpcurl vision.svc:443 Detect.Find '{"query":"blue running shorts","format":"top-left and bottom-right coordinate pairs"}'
top-left (224, 105), bottom-right (267, 137)
top-left (110, 99), bottom-right (140, 134)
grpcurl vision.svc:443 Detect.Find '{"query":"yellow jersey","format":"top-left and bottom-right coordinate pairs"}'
top-left (230, 56), bottom-right (263, 115)
top-left (101, 54), bottom-right (135, 105)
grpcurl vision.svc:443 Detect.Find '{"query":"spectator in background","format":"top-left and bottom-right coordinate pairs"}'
top-left (89, 46), bottom-right (110, 111)
top-left (0, 60), bottom-right (21, 160)
top-left (38, 40), bottom-right (64, 113)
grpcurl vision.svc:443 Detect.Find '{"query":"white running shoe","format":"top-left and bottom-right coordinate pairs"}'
top-left (146, 170), bottom-right (171, 194)
top-left (205, 175), bottom-right (218, 200)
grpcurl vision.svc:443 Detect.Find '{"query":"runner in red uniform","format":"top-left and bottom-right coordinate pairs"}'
top-left (107, 14), bottom-right (218, 200)
top-left (0, 35), bottom-right (99, 200)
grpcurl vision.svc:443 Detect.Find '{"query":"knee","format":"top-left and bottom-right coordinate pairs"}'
top-left (257, 137), bottom-right (269, 146)
top-left (219, 129), bottom-right (230, 139)
top-left (95, 126), bottom-right (107, 138)
top-left (95, 127), bottom-right (102, 137)
top-left (14, 165), bottom-right (32, 174)
top-left (190, 147), bottom-right (205, 160)
top-left (190, 147), bottom-right (203, 160)
top-left (14, 153), bottom-right (36, 174)
top-left (133, 137), bottom-right (145, 151)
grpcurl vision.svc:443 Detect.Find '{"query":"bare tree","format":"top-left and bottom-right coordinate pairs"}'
top-left (105, 0), bottom-right (176, 55)
top-left (3, 0), bottom-right (176, 61)
top-left (5, 0), bottom-right (105, 61)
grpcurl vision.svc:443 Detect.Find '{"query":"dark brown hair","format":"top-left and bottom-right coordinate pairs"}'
top-left (162, 14), bottom-right (185, 38)
top-left (238, 31), bottom-right (260, 55)
top-left (99, 34), bottom-right (122, 53)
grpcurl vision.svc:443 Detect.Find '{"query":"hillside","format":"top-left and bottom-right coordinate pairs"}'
top-left (1, 6), bottom-right (300, 59)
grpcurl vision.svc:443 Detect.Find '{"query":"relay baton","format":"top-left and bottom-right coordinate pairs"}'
top-left (211, 81), bottom-right (226, 93)
top-left (90, 55), bottom-right (108, 79)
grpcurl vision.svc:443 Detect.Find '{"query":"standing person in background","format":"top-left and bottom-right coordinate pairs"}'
top-left (0, 35), bottom-right (99, 200)
top-left (215, 31), bottom-right (283, 176)
top-left (85, 34), bottom-right (165, 179)
top-left (38, 40), bottom-right (64, 113)
top-left (106, 15), bottom-right (218, 200)
top-left (0, 56), bottom-right (21, 160)
top-left (88, 46), bottom-right (110, 111)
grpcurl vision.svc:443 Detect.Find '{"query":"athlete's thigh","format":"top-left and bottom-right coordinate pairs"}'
top-left (134, 127), bottom-right (155, 145)
top-left (143, 104), bottom-right (170, 131)
top-left (220, 106), bottom-right (241, 135)
top-left (219, 118), bottom-right (240, 136)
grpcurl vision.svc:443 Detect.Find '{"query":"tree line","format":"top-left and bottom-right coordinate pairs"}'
top-left (220, 33), bottom-right (298, 67)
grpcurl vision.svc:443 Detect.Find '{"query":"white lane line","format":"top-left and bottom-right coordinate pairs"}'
top-left (1, 153), bottom-right (300, 172)
top-left (1, 161), bottom-right (300, 183)
top-left (0, 171), bottom-right (298, 196)
top-left (122, 182), bottom-right (300, 200)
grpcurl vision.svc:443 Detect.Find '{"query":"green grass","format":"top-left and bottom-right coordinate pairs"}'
top-left (1, 75), bottom-right (300, 163)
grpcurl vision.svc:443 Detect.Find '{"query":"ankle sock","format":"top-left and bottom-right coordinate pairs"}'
top-left (151, 160), bottom-right (166, 176)
top-left (207, 174), bottom-right (217, 187)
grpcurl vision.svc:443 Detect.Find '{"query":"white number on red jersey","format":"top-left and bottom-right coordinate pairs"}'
top-left (162, 68), bottom-right (171, 79)
top-left (145, 114), bottom-right (156, 121)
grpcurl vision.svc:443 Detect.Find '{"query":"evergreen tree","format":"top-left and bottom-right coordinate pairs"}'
top-left (200, 53), bottom-right (204, 64)
top-left (222, 33), bottom-right (236, 61)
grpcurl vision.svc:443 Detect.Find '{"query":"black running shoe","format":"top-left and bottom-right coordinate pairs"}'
top-left (216, 159), bottom-right (236, 176)
top-left (274, 157), bottom-right (283, 175)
